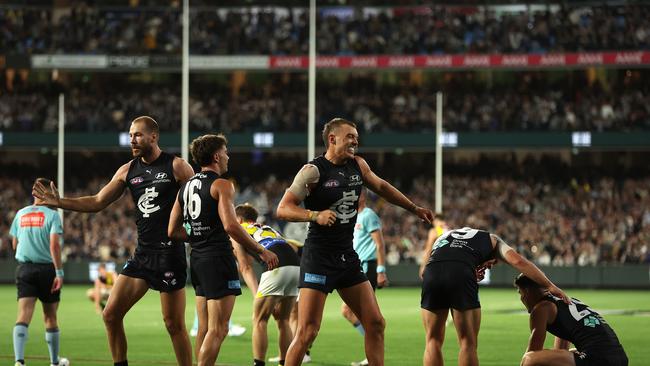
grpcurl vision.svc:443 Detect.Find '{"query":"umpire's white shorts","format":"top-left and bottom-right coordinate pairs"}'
top-left (256, 265), bottom-right (300, 298)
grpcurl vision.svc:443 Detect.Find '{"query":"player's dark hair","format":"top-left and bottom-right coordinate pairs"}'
top-left (132, 116), bottom-right (160, 134)
top-left (235, 203), bottom-right (258, 222)
top-left (34, 177), bottom-right (53, 187)
top-left (190, 134), bottom-right (228, 167)
top-left (514, 274), bottom-right (543, 289)
top-left (322, 118), bottom-right (356, 147)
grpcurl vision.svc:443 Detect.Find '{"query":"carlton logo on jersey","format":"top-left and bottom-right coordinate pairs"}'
top-left (330, 190), bottom-right (359, 224)
top-left (138, 187), bottom-right (161, 217)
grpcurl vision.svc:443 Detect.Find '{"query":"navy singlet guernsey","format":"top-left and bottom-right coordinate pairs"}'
top-left (428, 227), bottom-right (495, 267)
top-left (126, 151), bottom-right (181, 251)
top-left (545, 296), bottom-right (625, 352)
top-left (304, 156), bottom-right (364, 250)
top-left (178, 171), bottom-right (232, 256)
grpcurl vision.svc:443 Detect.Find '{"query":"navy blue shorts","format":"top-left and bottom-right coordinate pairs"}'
top-left (299, 247), bottom-right (368, 294)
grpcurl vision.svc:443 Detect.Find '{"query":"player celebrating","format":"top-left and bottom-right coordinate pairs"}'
top-left (11, 178), bottom-right (67, 366)
top-left (515, 274), bottom-right (628, 366)
top-left (168, 134), bottom-right (278, 366)
top-left (232, 203), bottom-right (301, 366)
top-left (421, 227), bottom-right (570, 366)
top-left (33, 116), bottom-right (195, 366)
top-left (277, 118), bottom-right (433, 366)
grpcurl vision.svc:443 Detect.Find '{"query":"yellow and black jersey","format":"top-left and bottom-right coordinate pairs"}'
top-left (240, 222), bottom-right (299, 267)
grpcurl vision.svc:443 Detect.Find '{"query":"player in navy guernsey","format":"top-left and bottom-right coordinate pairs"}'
top-left (168, 134), bottom-right (278, 366)
top-left (277, 118), bottom-right (434, 366)
top-left (33, 116), bottom-right (195, 366)
top-left (420, 227), bottom-right (570, 366)
top-left (515, 274), bottom-right (628, 366)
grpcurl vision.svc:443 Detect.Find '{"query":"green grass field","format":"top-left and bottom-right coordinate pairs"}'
top-left (1, 285), bottom-right (648, 365)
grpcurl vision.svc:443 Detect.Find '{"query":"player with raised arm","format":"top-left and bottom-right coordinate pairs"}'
top-left (421, 227), bottom-right (570, 366)
top-left (515, 274), bottom-right (628, 366)
top-left (168, 134), bottom-right (278, 366)
top-left (277, 118), bottom-right (434, 366)
top-left (32, 116), bottom-right (194, 366)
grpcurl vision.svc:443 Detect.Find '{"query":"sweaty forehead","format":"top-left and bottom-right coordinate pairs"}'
top-left (130, 121), bottom-right (149, 134)
top-left (335, 124), bottom-right (358, 137)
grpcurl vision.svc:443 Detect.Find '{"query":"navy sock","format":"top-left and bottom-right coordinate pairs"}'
top-left (253, 359), bottom-right (265, 366)
top-left (114, 361), bottom-right (128, 366)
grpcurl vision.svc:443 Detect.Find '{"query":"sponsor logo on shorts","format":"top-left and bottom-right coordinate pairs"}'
top-left (130, 176), bottom-right (144, 185)
top-left (228, 280), bottom-right (241, 289)
top-left (324, 179), bottom-right (340, 188)
top-left (164, 271), bottom-right (174, 278)
top-left (304, 273), bottom-right (326, 285)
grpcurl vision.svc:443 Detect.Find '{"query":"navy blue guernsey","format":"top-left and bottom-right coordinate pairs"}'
top-left (304, 156), bottom-right (363, 251)
top-left (178, 171), bottom-right (232, 256)
top-left (545, 296), bottom-right (625, 352)
top-left (428, 228), bottom-right (495, 267)
top-left (126, 151), bottom-right (181, 250)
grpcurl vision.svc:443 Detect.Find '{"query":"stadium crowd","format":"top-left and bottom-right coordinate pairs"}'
top-left (2, 160), bottom-right (648, 266)
top-left (2, 72), bottom-right (649, 132)
top-left (2, 3), bottom-right (650, 55)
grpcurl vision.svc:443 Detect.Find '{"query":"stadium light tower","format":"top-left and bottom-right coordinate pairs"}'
top-left (181, 0), bottom-right (190, 161)
top-left (435, 91), bottom-right (443, 214)
top-left (308, 0), bottom-right (316, 160)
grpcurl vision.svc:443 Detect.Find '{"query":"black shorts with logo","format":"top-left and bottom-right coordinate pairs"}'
top-left (574, 347), bottom-right (628, 366)
top-left (299, 247), bottom-right (368, 294)
top-left (16, 263), bottom-right (60, 303)
top-left (190, 254), bottom-right (242, 300)
top-left (421, 261), bottom-right (480, 311)
top-left (121, 246), bottom-right (187, 293)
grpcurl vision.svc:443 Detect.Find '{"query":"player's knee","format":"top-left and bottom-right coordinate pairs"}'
top-left (366, 315), bottom-right (386, 335)
top-left (43, 313), bottom-right (58, 328)
top-left (520, 352), bottom-right (537, 366)
top-left (102, 307), bottom-right (122, 327)
top-left (298, 323), bottom-right (319, 344)
top-left (458, 337), bottom-right (477, 352)
top-left (163, 316), bottom-right (185, 335)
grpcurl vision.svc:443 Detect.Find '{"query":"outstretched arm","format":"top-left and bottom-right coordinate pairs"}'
top-left (355, 156), bottom-right (433, 224)
top-left (493, 234), bottom-right (569, 304)
top-left (33, 163), bottom-right (129, 212)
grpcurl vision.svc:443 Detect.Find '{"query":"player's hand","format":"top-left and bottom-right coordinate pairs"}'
top-left (33, 181), bottom-right (61, 207)
top-left (547, 285), bottom-right (570, 304)
top-left (51, 276), bottom-right (63, 293)
top-left (476, 266), bottom-right (487, 282)
top-left (315, 210), bottom-right (337, 226)
top-left (414, 206), bottom-right (434, 225)
top-left (260, 249), bottom-right (279, 270)
top-left (377, 272), bottom-right (389, 288)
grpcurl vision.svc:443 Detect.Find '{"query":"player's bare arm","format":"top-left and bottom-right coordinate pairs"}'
top-left (277, 164), bottom-right (336, 226)
top-left (526, 301), bottom-right (556, 352)
top-left (231, 239), bottom-right (259, 294)
top-left (172, 157), bottom-right (195, 184)
top-left (371, 229), bottom-right (389, 287)
top-left (49, 232), bottom-right (63, 293)
top-left (12, 237), bottom-right (17, 251)
top-left (355, 156), bottom-right (433, 224)
top-left (168, 192), bottom-right (189, 242)
top-left (554, 336), bottom-right (571, 350)
top-left (492, 234), bottom-right (570, 303)
top-left (33, 162), bottom-right (129, 212)
top-left (213, 179), bottom-right (279, 270)
top-left (419, 228), bottom-right (438, 278)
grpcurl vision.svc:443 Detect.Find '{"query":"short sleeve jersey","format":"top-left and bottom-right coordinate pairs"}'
top-left (428, 227), bottom-right (495, 267)
top-left (126, 151), bottom-right (181, 250)
top-left (10, 205), bottom-right (63, 263)
top-left (303, 156), bottom-right (364, 251)
top-left (178, 171), bottom-right (231, 256)
top-left (353, 207), bottom-right (381, 262)
top-left (545, 296), bottom-right (625, 352)
top-left (241, 222), bottom-right (299, 267)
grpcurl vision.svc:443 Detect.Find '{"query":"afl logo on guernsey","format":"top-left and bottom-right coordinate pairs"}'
top-left (138, 187), bottom-right (161, 217)
top-left (324, 179), bottom-right (340, 188)
top-left (130, 176), bottom-right (144, 185)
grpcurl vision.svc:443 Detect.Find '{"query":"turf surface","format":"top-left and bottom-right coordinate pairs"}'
top-left (1, 286), bottom-right (648, 365)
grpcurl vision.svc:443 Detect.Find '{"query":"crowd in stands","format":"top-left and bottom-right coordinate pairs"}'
top-left (2, 157), bottom-right (649, 266)
top-left (2, 3), bottom-right (650, 55)
top-left (2, 72), bottom-right (649, 132)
